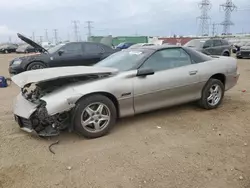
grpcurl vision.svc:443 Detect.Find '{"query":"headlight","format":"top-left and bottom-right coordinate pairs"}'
top-left (12, 59), bottom-right (22, 65)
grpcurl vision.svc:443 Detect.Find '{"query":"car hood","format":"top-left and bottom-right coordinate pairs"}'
top-left (17, 33), bottom-right (47, 53)
top-left (11, 66), bottom-right (119, 88)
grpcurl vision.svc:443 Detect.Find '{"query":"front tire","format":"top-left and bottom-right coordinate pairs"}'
top-left (199, 79), bottom-right (225, 110)
top-left (26, 62), bottom-right (46, 70)
top-left (73, 94), bottom-right (117, 139)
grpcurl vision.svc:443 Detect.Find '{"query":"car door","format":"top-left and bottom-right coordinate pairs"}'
top-left (133, 48), bottom-right (201, 114)
top-left (213, 40), bottom-right (223, 55)
top-left (82, 43), bottom-right (105, 66)
top-left (50, 43), bottom-right (83, 67)
top-left (202, 40), bottom-right (214, 55)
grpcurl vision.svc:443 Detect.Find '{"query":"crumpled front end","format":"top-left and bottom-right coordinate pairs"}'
top-left (12, 70), bottom-right (115, 137)
top-left (14, 93), bottom-right (70, 137)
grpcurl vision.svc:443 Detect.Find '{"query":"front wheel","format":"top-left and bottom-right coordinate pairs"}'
top-left (73, 94), bottom-right (117, 139)
top-left (26, 62), bottom-right (46, 70)
top-left (199, 79), bottom-right (225, 109)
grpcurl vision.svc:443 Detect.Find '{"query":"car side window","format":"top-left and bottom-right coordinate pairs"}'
top-left (213, 40), bottom-right (222, 47)
top-left (61, 43), bottom-right (82, 55)
top-left (203, 40), bottom-right (213, 48)
top-left (140, 48), bottom-right (192, 72)
top-left (84, 43), bottom-right (105, 54)
top-left (221, 40), bottom-right (229, 45)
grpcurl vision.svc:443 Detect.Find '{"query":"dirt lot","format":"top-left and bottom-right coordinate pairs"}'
top-left (0, 54), bottom-right (249, 188)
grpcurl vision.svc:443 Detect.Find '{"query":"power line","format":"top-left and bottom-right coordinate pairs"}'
top-left (220, 0), bottom-right (237, 35)
top-left (85, 21), bottom-right (94, 38)
top-left (72, 20), bottom-right (80, 42)
top-left (197, 0), bottom-right (212, 36)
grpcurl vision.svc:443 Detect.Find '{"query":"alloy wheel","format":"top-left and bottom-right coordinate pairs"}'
top-left (207, 84), bottom-right (222, 106)
top-left (81, 102), bottom-right (111, 133)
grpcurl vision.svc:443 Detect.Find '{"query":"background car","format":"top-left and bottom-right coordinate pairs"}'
top-left (233, 41), bottom-right (250, 53)
top-left (16, 44), bottom-right (37, 53)
top-left (12, 45), bottom-right (239, 138)
top-left (9, 33), bottom-right (120, 75)
top-left (0, 43), bottom-right (18, 53)
top-left (184, 38), bottom-right (231, 56)
top-left (236, 42), bottom-right (250, 59)
top-left (116, 42), bottom-right (135, 49)
top-left (129, 43), bottom-right (155, 48)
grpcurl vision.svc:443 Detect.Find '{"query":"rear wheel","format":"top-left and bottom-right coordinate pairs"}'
top-left (73, 94), bottom-right (117, 139)
top-left (223, 51), bottom-right (229, 56)
top-left (199, 79), bottom-right (225, 109)
top-left (26, 62), bottom-right (46, 70)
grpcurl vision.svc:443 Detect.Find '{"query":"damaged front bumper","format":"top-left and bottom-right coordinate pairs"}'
top-left (13, 93), bottom-right (69, 137)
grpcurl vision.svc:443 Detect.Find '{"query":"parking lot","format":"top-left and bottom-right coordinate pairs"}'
top-left (0, 54), bottom-right (250, 188)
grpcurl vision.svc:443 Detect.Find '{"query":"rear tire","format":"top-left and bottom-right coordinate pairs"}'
top-left (199, 79), bottom-right (225, 110)
top-left (73, 94), bottom-right (117, 139)
top-left (223, 51), bottom-right (229, 56)
top-left (26, 62), bottom-right (46, 70)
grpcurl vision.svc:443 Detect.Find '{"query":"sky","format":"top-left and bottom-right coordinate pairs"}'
top-left (0, 0), bottom-right (249, 43)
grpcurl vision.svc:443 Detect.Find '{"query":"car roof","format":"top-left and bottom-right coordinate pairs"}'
top-left (134, 45), bottom-right (181, 51)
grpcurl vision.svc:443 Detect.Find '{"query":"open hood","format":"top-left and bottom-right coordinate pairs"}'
top-left (11, 66), bottom-right (118, 88)
top-left (17, 33), bottom-right (47, 53)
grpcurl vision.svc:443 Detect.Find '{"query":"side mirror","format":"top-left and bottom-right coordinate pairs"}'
top-left (58, 50), bottom-right (64, 56)
top-left (137, 68), bottom-right (155, 77)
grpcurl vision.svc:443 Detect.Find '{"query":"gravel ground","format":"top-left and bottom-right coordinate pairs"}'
top-left (0, 54), bottom-right (249, 188)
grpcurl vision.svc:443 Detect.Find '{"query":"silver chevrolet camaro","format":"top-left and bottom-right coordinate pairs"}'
top-left (12, 45), bottom-right (240, 138)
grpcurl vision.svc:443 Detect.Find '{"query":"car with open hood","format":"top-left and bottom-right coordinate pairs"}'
top-left (9, 33), bottom-right (119, 75)
top-left (184, 38), bottom-right (231, 56)
top-left (236, 42), bottom-right (250, 59)
top-left (0, 43), bottom-right (18, 53)
top-left (12, 45), bottom-right (239, 138)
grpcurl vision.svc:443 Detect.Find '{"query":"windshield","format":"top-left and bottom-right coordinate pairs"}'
top-left (47, 43), bottom-right (65, 54)
top-left (117, 43), bottom-right (125, 48)
top-left (184, 40), bottom-right (206, 48)
top-left (94, 50), bottom-right (147, 71)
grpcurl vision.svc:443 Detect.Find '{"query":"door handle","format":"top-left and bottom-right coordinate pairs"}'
top-left (189, 70), bottom-right (198, 75)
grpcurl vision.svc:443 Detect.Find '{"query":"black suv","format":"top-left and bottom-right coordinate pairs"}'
top-left (184, 38), bottom-right (231, 56)
top-left (9, 33), bottom-right (119, 75)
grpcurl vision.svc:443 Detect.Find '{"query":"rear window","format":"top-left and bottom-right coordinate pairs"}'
top-left (183, 47), bottom-right (213, 63)
top-left (184, 40), bottom-right (206, 48)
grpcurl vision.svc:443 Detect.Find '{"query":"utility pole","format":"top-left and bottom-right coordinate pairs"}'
top-left (39, 36), bottom-right (43, 43)
top-left (72, 20), bottom-right (80, 42)
top-left (53, 29), bottom-right (58, 44)
top-left (32, 31), bottom-right (35, 41)
top-left (220, 0), bottom-right (237, 35)
top-left (211, 23), bottom-right (219, 36)
top-left (45, 29), bottom-right (49, 42)
top-left (85, 21), bottom-right (94, 38)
